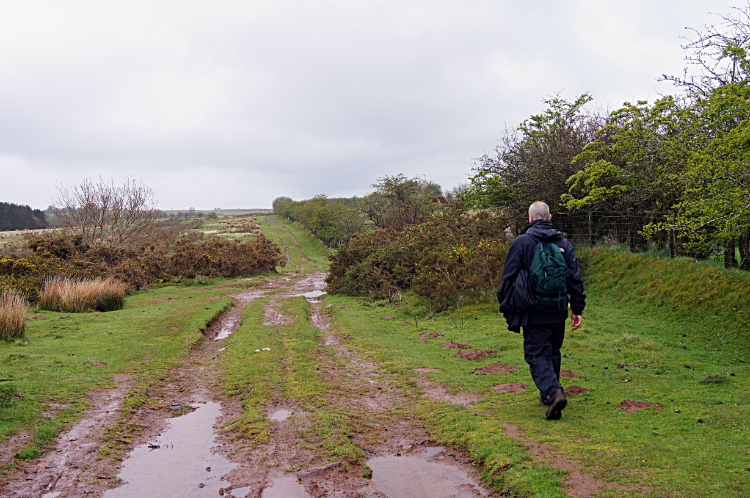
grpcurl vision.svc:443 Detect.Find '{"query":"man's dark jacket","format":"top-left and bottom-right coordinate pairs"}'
top-left (497, 219), bottom-right (585, 332)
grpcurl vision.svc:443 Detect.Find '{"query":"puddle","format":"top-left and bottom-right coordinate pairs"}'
top-left (41, 493), bottom-right (61, 498)
top-left (293, 290), bottom-right (327, 299)
top-left (104, 402), bottom-right (236, 498)
top-left (261, 476), bottom-right (311, 498)
top-left (233, 486), bottom-right (252, 497)
top-left (212, 292), bottom-right (265, 340)
top-left (214, 313), bottom-right (241, 340)
top-left (368, 454), bottom-right (481, 498)
top-left (270, 409), bottom-right (292, 421)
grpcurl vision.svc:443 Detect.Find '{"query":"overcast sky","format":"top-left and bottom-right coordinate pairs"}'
top-left (0, 0), bottom-right (740, 210)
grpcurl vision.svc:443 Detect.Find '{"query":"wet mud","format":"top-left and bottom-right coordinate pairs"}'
top-left (103, 402), bottom-right (235, 498)
top-left (0, 374), bottom-right (134, 498)
top-left (1, 257), bottom-right (500, 497)
top-left (368, 445), bottom-right (491, 498)
top-left (206, 291), bottom-right (265, 340)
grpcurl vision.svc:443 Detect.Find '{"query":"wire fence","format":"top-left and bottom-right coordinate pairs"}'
top-left (552, 212), bottom-right (750, 271)
top-left (554, 212), bottom-right (671, 254)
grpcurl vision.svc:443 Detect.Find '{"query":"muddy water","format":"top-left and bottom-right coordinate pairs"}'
top-left (293, 290), bottom-right (326, 299)
top-left (261, 477), bottom-right (312, 498)
top-left (104, 402), bottom-right (236, 498)
top-left (270, 409), bottom-right (292, 421)
top-left (213, 292), bottom-right (265, 340)
top-left (368, 450), bottom-right (481, 498)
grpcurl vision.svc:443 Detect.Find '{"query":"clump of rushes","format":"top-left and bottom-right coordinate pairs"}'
top-left (40, 276), bottom-right (128, 313)
top-left (0, 289), bottom-right (29, 339)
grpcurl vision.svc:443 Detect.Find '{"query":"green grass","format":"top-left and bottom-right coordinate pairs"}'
top-left (259, 215), bottom-right (329, 272)
top-left (318, 250), bottom-right (750, 496)
top-left (581, 247), bottom-right (750, 338)
top-left (0, 279), bottom-right (255, 460)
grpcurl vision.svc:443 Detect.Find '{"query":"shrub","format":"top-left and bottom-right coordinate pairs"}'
top-left (40, 276), bottom-right (127, 313)
top-left (327, 204), bottom-right (511, 308)
top-left (169, 236), bottom-right (284, 278)
top-left (0, 289), bottom-right (28, 340)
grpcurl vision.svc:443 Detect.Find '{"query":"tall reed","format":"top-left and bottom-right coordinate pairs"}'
top-left (0, 290), bottom-right (29, 340)
top-left (40, 277), bottom-right (127, 313)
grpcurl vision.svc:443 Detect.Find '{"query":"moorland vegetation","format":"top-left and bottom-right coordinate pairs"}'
top-left (0, 178), bottom-right (284, 333)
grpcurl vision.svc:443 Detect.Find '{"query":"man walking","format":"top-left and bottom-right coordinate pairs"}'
top-left (498, 201), bottom-right (585, 420)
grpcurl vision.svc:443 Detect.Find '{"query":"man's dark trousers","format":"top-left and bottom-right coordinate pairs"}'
top-left (523, 322), bottom-right (565, 403)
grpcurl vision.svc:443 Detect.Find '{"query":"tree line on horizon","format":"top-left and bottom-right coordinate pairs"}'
top-left (0, 202), bottom-right (47, 231)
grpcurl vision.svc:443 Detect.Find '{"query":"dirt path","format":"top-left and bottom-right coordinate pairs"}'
top-left (277, 225), bottom-right (326, 272)
top-left (266, 217), bottom-right (306, 273)
top-left (1, 269), bottom-right (496, 498)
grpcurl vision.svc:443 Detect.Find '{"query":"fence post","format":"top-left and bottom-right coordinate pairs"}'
top-left (627, 213), bottom-right (634, 253)
top-left (667, 211), bottom-right (674, 258)
top-left (588, 211), bottom-right (593, 247)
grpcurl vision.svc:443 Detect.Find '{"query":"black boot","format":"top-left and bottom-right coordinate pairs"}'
top-left (545, 388), bottom-right (567, 420)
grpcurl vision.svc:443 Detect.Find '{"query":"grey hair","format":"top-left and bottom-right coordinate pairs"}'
top-left (528, 201), bottom-right (550, 220)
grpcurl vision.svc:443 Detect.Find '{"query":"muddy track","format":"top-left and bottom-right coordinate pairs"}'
top-left (0, 270), bottom-right (497, 498)
top-left (269, 225), bottom-right (303, 273)
top-left (278, 225), bottom-right (326, 272)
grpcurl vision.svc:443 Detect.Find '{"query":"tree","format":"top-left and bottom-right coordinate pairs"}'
top-left (562, 96), bottom-right (692, 214)
top-left (661, 2), bottom-right (750, 100)
top-left (465, 94), bottom-right (603, 232)
top-left (361, 174), bottom-right (441, 230)
top-left (272, 196), bottom-right (294, 218)
top-left (654, 83), bottom-right (750, 268)
top-left (52, 177), bottom-right (161, 249)
top-left (0, 202), bottom-right (46, 231)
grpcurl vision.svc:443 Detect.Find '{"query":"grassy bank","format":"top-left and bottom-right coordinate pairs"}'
top-left (0, 278), bottom-right (258, 463)
top-left (319, 249), bottom-right (750, 497)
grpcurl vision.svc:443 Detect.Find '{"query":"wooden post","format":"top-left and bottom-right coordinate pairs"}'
top-left (627, 214), bottom-right (634, 253)
top-left (667, 212), bottom-right (674, 258)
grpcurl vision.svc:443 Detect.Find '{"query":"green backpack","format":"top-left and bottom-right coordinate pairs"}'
top-left (529, 240), bottom-right (568, 312)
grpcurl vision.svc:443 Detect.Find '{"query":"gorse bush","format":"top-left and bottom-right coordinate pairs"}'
top-left (0, 289), bottom-right (28, 339)
top-left (169, 237), bottom-right (284, 278)
top-left (0, 229), bottom-right (283, 305)
top-left (326, 204), bottom-right (511, 309)
top-left (40, 277), bottom-right (127, 313)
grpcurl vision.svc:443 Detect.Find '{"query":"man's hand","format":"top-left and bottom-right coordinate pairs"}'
top-left (571, 314), bottom-right (582, 331)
